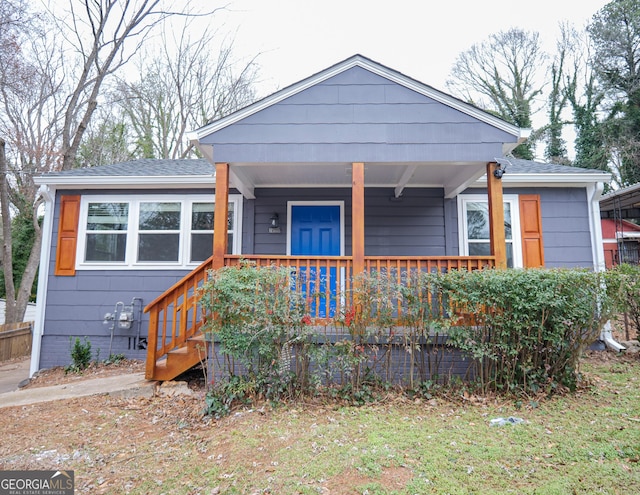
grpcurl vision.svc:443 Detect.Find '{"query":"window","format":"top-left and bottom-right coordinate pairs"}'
top-left (85, 202), bottom-right (128, 262)
top-left (189, 202), bottom-right (235, 263)
top-left (458, 195), bottom-right (522, 268)
top-left (76, 195), bottom-right (241, 269)
top-left (138, 202), bottom-right (181, 262)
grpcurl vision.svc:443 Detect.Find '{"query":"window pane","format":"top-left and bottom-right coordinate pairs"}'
top-left (190, 234), bottom-right (234, 262)
top-left (191, 233), bottom-right (213, 262)
top-left (85, 233), bottom-right (127, 261)
top-left (87, 203), bottom-right (128, 231)
top-left (468, 242), bottom-right (491, 256)
top-left (467, 201), bottom-right (513, 240)
top-left (469, 242), bottom-right (514, 267)
top-left (138, 233), bottom-right (180, 262)
top-left (139, 202), bottom-right (181, 230)
top-left (227, 203), bottom-right (234, 230)
top-left (467, 202), bottom-right (489, 240)
top-left (506, 243), bottom-right (514, 268)
top-left (504, 203), bottom-right (513, 240)
top-left (192, 203), bottom-right (214, 230)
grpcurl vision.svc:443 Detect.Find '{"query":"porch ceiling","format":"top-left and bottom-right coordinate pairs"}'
top-left (228, 161), bottom-right (488, 199)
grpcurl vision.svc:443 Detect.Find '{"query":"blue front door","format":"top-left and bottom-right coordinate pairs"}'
top-left (290, 205), bottom-right (341, 317)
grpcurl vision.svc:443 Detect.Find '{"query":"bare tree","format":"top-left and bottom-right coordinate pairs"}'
top-left (446, 28), bottom-right (548, 159)
top-left (0, 0), bottom-right (52, 323)
top-left (115, 19), bottom-right (259, 160)
top-left (55, 0), bottom-right (183, 170)
top-left (0, 1), bottom-right (225, 322)
top-left (75, 106), bottom-right (134, 168)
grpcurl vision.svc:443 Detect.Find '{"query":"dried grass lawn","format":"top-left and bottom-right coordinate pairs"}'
top-left (1, 351), bottom-right (639, 494)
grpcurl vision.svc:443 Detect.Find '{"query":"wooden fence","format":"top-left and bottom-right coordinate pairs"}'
top-left (0, 321), bottom-right (33, 362)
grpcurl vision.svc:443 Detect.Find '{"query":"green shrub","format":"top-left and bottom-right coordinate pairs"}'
top-left (199, 260), bottom-right (310, 403)
top-left (605, 263), bottom-right (640, 339)
top-left (199, 264), bottom-right (614, 415)
top-left (438, 268), bottom-right (612, 394)
top-left (66, 336), bottom-right (93, 373)
top-left (203, 375), bottom-right (255, 418)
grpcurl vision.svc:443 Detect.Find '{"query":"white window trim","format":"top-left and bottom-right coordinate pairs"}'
top-left (76, 194), bottom-right (242, 270)
top-left (286, 201), bottom-right (345, 256)
top-left (457, 194), bottom-right (523, 268)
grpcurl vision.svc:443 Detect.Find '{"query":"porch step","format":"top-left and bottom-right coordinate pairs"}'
top-left (148, 334), bottom-right (206, 381)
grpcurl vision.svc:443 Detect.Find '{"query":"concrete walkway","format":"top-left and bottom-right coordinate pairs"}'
top-left (0, 357), bottom-right (30, 394)
top-left (0, 358), bottom-right (156, 408)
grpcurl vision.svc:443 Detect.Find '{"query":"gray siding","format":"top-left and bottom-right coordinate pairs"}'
top-left (252, 188), bottom-right (352, 255)
top-left (364, 188), bottom-right (446, 256)
top-left (509, 187), bottom-right (594, 268)
top-left (535, 187), bottom-right (594, 268)
top-left (40, 184), bottom-right (595, 369)
top-left (40, 188), bottom-right (228, 370)
top-left (40, 270), bottom-right (191, 369)
top-left (455, 187), bottom-right (594, 268)
top-left (250, 187), bottom-right (448, 257)
top-left (201, 67), bottom-right (517, 163)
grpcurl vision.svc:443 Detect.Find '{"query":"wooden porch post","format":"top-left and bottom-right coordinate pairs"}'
top-left (212, 162), bottom-right (229, 270)
top-left (352, 162), bottom-right (365, 321)
top-left (487, 161), bottom-right (507, 269)
top-left (352, 162), bottom-right (365, 275)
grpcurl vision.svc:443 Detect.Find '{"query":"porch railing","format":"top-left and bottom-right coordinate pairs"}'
top-left (144, 254), bottom-right (495, 378)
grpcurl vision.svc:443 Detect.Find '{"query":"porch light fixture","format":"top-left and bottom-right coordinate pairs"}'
top-left (270, 213), bottom-right (279, 229)
top-left (269, 213), bottom-right (281, 233)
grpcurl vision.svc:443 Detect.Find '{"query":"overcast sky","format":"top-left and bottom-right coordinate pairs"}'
top-left (217, 0), bottom-right (610, 96)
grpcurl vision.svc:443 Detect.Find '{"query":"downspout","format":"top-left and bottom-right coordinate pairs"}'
top-left (29, 185), bottom-right (55, 377)
top-left (587, 182), bottom-right (607, 273)
top-left (587, 182), bottom-right (626, 352)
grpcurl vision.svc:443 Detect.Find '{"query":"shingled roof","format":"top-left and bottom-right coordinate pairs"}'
top-left (40, 159), bottom-right (213, 177)
top-left (505, 158), bottom-right (610, 176)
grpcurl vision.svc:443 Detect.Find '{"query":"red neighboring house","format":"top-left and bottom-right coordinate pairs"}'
top-left (601, 218), bottom-right (640, 268)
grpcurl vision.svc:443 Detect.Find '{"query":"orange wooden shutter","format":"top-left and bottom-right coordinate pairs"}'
top-left (55, 195), bottom-right (81, 276)
top-left (519, 194), bottom-right (545, 268)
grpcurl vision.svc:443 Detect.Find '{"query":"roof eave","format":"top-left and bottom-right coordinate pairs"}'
top-left (473, 172), bottom-right (612, 187)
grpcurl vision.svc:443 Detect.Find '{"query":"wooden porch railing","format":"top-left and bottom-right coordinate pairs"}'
top-left (225, 255), bottom-right (354, 321)
top-left (144, 254), bottom-right (495, 379)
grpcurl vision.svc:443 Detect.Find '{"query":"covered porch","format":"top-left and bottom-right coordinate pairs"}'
top-left (144, 160), bottom-right (508, 380)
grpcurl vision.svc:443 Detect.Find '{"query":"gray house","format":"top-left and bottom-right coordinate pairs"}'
top-left (31, 55), bottom-right (612, 379)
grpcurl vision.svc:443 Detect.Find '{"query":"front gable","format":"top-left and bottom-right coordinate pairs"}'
top-left (193, 55), bottom-right (524, 164)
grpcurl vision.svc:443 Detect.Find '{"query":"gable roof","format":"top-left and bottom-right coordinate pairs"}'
top-left (187, 54), bottom-right (528, 144)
